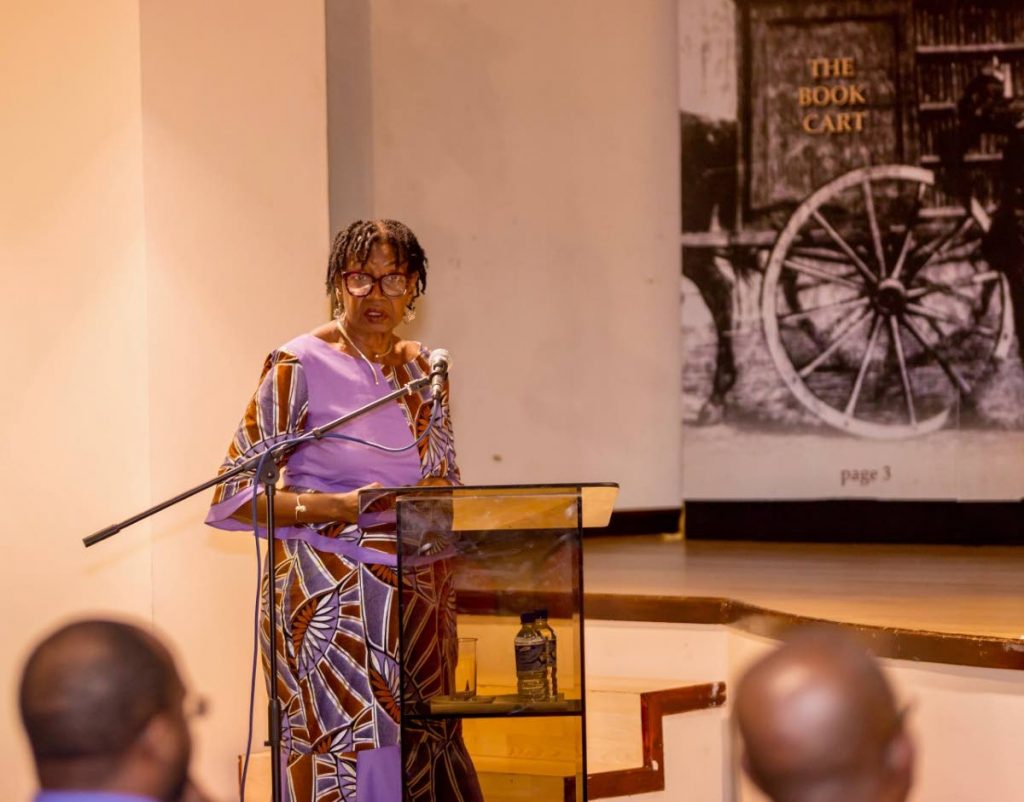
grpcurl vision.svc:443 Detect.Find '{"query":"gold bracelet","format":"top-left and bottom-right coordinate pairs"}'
top-left (294, 493), bottom-right (308, 524)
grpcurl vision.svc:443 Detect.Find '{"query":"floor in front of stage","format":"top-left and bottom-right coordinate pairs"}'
top-left (582, 535), bottom-right (1024, 640)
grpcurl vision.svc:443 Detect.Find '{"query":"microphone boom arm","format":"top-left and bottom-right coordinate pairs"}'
top-left (82, 373), bottom-right (431, 547)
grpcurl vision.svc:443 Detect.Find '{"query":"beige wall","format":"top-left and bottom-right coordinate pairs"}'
top-left (1, 1), bottom-right (329, 798)
top-left (138, 0), bottom-right (329, 794)
top-left (0, 3), bottom-right (152, 799)
top-left (329, 0), bottom-right (682, 508)
top-left (326, 0), bottom-right (375, 227)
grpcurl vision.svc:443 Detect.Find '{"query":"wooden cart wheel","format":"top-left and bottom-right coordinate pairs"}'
top-left (761, 164), bottom-right (1014, 439)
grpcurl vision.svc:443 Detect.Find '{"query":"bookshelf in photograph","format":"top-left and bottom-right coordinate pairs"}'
top-left (913, 0), bottom-right (1024, 208)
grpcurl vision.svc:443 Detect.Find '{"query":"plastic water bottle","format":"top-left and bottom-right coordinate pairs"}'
top-left (514, 612), bottom-right (547, 701)
top-left (534, 608), bottom-right (558, 700)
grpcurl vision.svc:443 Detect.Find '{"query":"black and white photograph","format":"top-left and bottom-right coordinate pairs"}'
top-left (680, 0), bottom-right (1024, 498)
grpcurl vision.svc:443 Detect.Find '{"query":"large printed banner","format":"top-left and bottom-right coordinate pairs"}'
top-left (680, 0), bottom-right (1024, 499)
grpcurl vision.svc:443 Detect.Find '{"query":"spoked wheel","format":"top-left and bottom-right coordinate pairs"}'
top-left (762, 165), bottom-right (1014, 439)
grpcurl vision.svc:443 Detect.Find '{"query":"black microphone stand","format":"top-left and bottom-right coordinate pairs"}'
top-left (83, 371), bottom-right (434, 802)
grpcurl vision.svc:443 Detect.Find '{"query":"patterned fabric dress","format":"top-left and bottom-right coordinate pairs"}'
top-left (206, 333), bottom-right (483, 802)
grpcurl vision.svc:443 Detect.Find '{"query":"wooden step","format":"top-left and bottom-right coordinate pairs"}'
top-left (477, 771), bottom-right (574, 802)
top-left (587, 681), bottom-right (726, 799)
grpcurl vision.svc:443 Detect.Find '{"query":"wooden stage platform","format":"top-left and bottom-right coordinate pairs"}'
top-left (249, 537), bottom-right (1024, 801)
top-left (582, 536), bottom-right (1024, 669)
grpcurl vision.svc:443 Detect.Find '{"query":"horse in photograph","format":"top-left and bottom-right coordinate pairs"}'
top-left (680, 111), bottom-right (757, 423)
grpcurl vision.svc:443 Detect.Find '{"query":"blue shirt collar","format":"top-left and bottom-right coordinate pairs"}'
top-left (35, 792), bottom-right (160, 802)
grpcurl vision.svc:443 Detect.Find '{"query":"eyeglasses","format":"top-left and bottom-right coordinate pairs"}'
top-left (340, 271), bottom-right (410, 298)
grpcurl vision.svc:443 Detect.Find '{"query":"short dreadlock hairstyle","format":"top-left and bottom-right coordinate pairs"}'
top-left (327, 219), bottom-right (428, 311)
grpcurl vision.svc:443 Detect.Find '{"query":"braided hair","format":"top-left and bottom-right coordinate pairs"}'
top-left (326, 219), bottom-right (428, 311)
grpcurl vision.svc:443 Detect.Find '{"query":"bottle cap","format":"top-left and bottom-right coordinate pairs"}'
top-left (535, 608), bottom-right (548, 620)
top-left (519, 611), bottom-right (536, 624)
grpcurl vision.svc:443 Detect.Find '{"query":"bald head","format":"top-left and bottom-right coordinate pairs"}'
top-left (735, 628), bottom-right (913, 802)
top-left (19, 619), bottom-right (191, 800)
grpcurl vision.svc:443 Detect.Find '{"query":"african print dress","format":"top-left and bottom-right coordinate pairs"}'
top-left (206, 333), bottom-right (483, 802)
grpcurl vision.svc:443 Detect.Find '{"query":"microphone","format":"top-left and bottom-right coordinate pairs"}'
top-left (428, 349), bottom-right (450, 400)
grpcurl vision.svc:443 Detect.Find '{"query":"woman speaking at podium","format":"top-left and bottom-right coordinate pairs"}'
top-left (205, 220), bottom-right (482, 802)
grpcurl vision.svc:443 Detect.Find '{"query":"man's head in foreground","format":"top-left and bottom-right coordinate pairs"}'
top-left (19, 619), bottom-right (193, 802)
top-left (735, 627), bottom-right (914, 802)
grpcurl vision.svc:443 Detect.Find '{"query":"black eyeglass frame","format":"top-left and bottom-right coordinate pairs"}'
top-left (339, 271), bottom-right (410, 298)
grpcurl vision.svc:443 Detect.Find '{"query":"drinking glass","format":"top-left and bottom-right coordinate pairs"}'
top-left (453, 637), bottom-right (477, 699)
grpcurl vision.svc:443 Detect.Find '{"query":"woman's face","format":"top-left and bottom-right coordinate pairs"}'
top-left (335, 241), bottom-right (413, 338)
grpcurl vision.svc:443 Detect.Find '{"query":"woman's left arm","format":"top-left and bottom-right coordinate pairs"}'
top-left (435, 375), bottom-right (462, 486)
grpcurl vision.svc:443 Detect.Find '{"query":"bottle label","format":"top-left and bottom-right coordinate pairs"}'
top-left (515, 639), bottom-right (545, 673)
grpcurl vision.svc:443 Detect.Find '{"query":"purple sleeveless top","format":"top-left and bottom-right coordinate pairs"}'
top-left (205, 333), bottom-right (458, 561)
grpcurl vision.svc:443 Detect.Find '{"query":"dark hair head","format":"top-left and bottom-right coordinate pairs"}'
top-left (19, 619), bottom-right (183, 763)
top-left (326, 219), bottom-right (428, 310)
top-left (958, 72), bottom-right (1007, 149)
top-left (736, 627), bottom-right (911, 802)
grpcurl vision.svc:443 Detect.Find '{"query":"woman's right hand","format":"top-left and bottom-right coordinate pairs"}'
top-left (327, 481), bottom-right (383, 524)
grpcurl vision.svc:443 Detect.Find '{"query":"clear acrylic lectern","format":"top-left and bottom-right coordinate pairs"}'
top-left (362, 483), bottom-right (617, 802)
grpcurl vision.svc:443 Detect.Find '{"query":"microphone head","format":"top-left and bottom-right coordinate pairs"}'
top-left (429, 348), bottom-right (451, 371)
